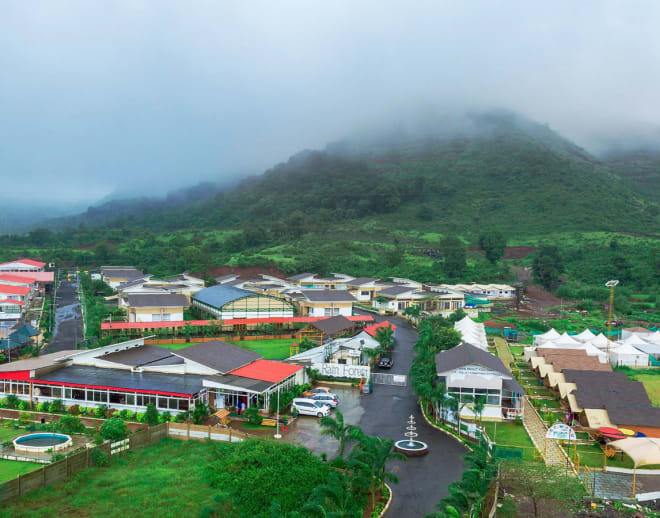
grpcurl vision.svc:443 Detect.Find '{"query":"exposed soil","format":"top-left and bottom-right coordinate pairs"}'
top-left (507, 267), bottom-right (573, 317)
top-left (503, 246), bottom-right (538, 259)
top-left (483, 319), bottom-right (517, 330)
top-left (202, 265), bottom-right (289, 280)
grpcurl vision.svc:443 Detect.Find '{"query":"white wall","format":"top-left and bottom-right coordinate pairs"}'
top-left (135, 311), bottom-right (184, 323)
top-left (307, 306), bottom-right (352, 317)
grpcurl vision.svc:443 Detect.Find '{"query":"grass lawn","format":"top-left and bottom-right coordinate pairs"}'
top-left (509, 345), bottom-right (525, 357)
top-left (156, 338), bottom-right (294, 359)
top-left (0, 460), bottom-right (41, 483)
top-left (0, 438), bottom-right (215, 518)
top-left (0, 425), bottom-right (22, 442)
top-left (619, 370), bottom-right (660, 406)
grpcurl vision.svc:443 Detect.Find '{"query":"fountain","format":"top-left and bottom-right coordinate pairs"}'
top-left (394, 415), bottom-right (428, 456)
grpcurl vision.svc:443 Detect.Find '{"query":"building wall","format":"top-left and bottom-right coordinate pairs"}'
top-left (128, 307), bottom-right (184, 323)
top-left (193, 295), bottom-right (294, 319)
top-left (301, 301), bottom-right (353, 317)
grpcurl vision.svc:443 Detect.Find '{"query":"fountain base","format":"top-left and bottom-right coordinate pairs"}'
top-left (394, 439), bottom-right (429, 457)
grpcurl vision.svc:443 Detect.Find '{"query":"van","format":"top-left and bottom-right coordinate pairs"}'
top-left (292, 398), bottom-right (331, 418)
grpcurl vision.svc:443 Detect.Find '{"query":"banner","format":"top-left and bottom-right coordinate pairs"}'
top-left (311, 362), bottom-right (370, 379)
top-left (545, 423), bottom-right (576, 441)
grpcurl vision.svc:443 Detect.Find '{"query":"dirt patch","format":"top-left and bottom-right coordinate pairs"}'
top-left (503, 246), bottom-right (538, 259)
top-left (507, 267), bottom-right (573, 317)
top-left (483, 319), bottom-right (517, 330)
top-left (202, 265), bottom-right (289, 280)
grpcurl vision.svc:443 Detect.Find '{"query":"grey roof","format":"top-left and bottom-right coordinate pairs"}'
top-left (204, 374), bottom-right (274, 393)
top-left (288, 273), bottom-right (315, 281)
top-left (607, 406), bottom-right (660, 427)
top-left (562, 370), bottom-right (628, 384)
top-left (125, 294), bottom-right (190, 308)
top-left (0, 350), bottom-right (76, 372)
top-left (101, 267), bottom-right (143, 279)
top-left (347, 277), bottom-right (378, 286)
top-left (192, 285), bottom-right (255, 309)
top-left (379, 286), bottom-right (415, 297)
top-left (630, 342), bottom-right (660, 355)
top-left (300, 290), bottom-right (356, 302)
top-left (173, 340), bottom-right (260, 374)
top-left (34, 364), bottom-right (204, 396)
top-left (573, 379), bottom-right (650, 410)
top-left (435, 343), bottom-right (512, 378)
top-left (99, 345), bottom-right (180, 368)
top-left (502, 377), bottom-right (525, 395)
top-left (215, 274), bottom-right (240, 283)
top-left (311, 316), bottom-right (356, 335)
top-left (117, 277), bottom-right (151, 290)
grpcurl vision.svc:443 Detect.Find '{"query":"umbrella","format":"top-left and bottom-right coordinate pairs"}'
top-left (598, 427), bottom-right (626, 439)
top-left (619, 428), bottom-right (636, 437)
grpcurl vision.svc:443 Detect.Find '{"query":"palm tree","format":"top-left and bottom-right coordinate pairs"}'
top-left (361, 345), bottom-right (383, 367)
top-left (319, 409), bottom-right (358, 459)
top-left (375, 325), bottom-right (395, 352)
top-left (432, 383), bottom-right (447, 423)
top-left (445, 395), bottom-right (459, 431)
top-left (304, 472), bottom-right (361, 518)
top-left (472, 395), bottom-right (486, 429)
top-left (348, 435), bottom-right (407, 510)
top-left (457, 395), bottom-right (474, 438)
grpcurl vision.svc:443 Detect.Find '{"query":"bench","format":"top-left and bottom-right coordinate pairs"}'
top-left (261, 418), bottom-right (277, 427)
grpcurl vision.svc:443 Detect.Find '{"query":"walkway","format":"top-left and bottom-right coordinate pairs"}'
top-left (493, 336), bottom-right (514, 370)
top-left (44, 279), bottom-right (83, 353)
top-left (522, 397), bottom-right (566, 466)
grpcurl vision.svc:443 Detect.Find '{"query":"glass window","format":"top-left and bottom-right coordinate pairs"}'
top-left (152, 314), bottom-right (161, 322)
top-left (162, 314), bottom-right (171, 321)
top-left (179, 399), bottom-right (189, 411)
top-left (126, 394), bottom-right (135, 405)
top-left (158, 397), bottom-right (168, 409)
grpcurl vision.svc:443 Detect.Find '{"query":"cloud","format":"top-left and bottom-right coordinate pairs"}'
top-left (1, 0), bottom-right (659, 205)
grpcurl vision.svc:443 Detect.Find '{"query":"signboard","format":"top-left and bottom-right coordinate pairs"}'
top-left (545, 423), bottom-right (576, 441)
top-left (311, 362), bottom-right (370, 379)
top-left (453, 365), bottom-right (500, 376)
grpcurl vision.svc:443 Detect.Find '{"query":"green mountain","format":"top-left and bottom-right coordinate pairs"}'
top-left (602, 148), bottom-right (660, 202)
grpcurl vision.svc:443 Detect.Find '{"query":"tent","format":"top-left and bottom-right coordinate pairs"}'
top-left (544, 332), bottom-right (581, 348)
top-left (608, 437), bottom-right (660, 496)
top-left (582, 342), bottom-right (608, 363)
top-left (534, 328), bottom-right (560, 345)
top-left (574, 329), bottom-right (596, 342)
top-left (643, 331), bottom-right (660, 345)
top-left (454, 317), bottom-right (488, 350)
top-left (630, 341), bottom-right (660, 360)
top-left (620, 334), bottom-right (654, 348)
top-left (590, 333), bottom-right (614, 351)
top-left (609, 343), bottom-right (649, 368)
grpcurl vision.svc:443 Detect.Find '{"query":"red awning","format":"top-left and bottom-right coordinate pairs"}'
top-left (228, 360), bottom-right (303, 383)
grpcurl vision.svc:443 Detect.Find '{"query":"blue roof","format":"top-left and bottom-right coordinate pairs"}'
top-left (192, 285), bottom-right (255, 309)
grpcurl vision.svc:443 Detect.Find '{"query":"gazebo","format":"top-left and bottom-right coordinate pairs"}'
top-left (609, 437), bottom-right (660, 497)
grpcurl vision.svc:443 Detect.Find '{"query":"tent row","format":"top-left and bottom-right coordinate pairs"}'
top-left (454, 316), bottom-right (488, 351)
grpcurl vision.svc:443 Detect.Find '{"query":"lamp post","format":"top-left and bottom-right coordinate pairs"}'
top-left (273, 384), bottom-right (282, 439)
top-left (605, 280), bottom-right (619, 357)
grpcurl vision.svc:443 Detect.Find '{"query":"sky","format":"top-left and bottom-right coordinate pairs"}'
top-left (1, 1), bottom-right (660, 206)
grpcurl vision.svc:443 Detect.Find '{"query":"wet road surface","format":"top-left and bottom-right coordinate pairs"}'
top-left (286, 315), bottom-right (466, 517)
top-left (44, 279), bottom-right (83, 353)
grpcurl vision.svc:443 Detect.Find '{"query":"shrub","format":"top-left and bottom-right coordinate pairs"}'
top-left (90, 448), bottom-right (109, 467)
top-left (135, 412), bottom-right (145, 423)
top-left (4, 394), bottom-right (20, 409)
top-left (18, 412), bottom-right (32, 425)
top-left (0, 398), bottom-right (6, 408)
top-left (50, 399), bottom-right (63, 412)
top-left (144, 404), bottom-right (160, 426)
top-left (36, 402), bottom-right (50, 413)
top-left (18, 401), bottom-right (29, 411)
top-left (245, 407), bottom-right (263, 425)
top-left (93, 433), bottom-right (104, 445)
top-left (192, 403), bottom-right (210, 425)
top-left (67, 404), bottom-right (81, 416)
top-left (105, 408), bottom-right (118, 419)
top-left (56, 415), bottom-right (86, 434)
top-left (174, 412), bottom-right (187, 423)
top-left (50, 453), bottom-right (66, 463)
top-left (158, 411), bottom-right (171, 424)
top-left (100, 418), bottom-right (127, 442)
top-left (95, 405), bottom-right (108, 419)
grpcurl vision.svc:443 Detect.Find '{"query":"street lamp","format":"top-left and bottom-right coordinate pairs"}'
top-left (605, 280), bottom-right (619, 354)
top-left (273, 384), bottom-right (282, 439)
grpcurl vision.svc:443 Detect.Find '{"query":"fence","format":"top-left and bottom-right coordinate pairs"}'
top-left (144, 334), bottom-right (296, 345)
top-left (371, 373), bottom-right (407, 386)
top-left (0, 423), bottom-right (167, 503)
top-left (166, 422), bottom-right (253, 443)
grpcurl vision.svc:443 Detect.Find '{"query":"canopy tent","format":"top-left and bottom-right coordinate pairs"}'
top-left (585, 409), bottom-right (613, 429)
top-left (453, 317), bottom-right (488, 351)
top-left (590, 333), bottom-right (614, 351)
top-left (620, 334), bottom-right (654, 348)
top-left (643, 331), bottom-right (660, 345)
top-left (582, 342), bottom-right (608, 363)
top-left (534, 328), bottom-right (560, 345)
top-left (631, 341), bottom-right (660, 360)
top-left (574, 329), bottom-right (597, 342)
top-left (549, 332), bottom-right (582, 348)
top-left (608, 437), bottom-right (660, 497)
top-left (609, 343), bottom-right (649, 368)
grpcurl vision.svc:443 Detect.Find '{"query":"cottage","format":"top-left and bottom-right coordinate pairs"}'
top-left (125, 294), bottom-right (190, 323)
top-left (374, 286), bottom-right (465, 317)
top-left (292, 290), bottom-right (355, 317)
top-left (435, 343), bottom-right (525, 421)
top-left (101, 266), bottom-right (145, 289)
top-left (0, 258), bottom-right (45, 273)
top-left (287, 273), bottom-right (354, 290)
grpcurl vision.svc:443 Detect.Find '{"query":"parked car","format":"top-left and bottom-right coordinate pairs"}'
top-left (308, 386), bottom-right (333, 395)
top-left (309, 393), bottom-right (339, 408)
top-left (292, 398), bottom-right (331, 418)
top-left (378, 356), bottom-right (393, 368)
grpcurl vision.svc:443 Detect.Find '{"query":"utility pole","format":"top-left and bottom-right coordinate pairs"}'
top-left (605, 280), bottom-right (619, 357)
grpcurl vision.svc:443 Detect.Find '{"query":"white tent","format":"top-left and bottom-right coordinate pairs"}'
top-left (644, 331), bottom-right (660, 345)
top-left (620, 334), bottom-right (654, 348)
top-left (574, 329), bottom-right (596, 342)
top-left (590, 333), bottom-right (614, 351)
top-left (544, 332), bottom-right (581, 348)
top-left (609, 342), bottom-right (649, 368)
top-left (534, 328), bottom-right (560, 345)
top-left (454, 317), bottom-right (488, 350)
top-left (581, 342), bottom-right (608, 363)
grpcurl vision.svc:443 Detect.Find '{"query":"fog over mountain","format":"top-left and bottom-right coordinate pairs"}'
top-left (2, 1), bottom-right (660, 214)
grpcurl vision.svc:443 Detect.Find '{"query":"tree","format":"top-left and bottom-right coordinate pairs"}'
top-left (440, 237), bottom-right (466, 277)
top-left (478, 231), bottom-right (507, 264)
top-left (375, 325), bottom-right (395, 352)
top-left (319, 409), bottom-right (358, 459)
top-left (432, 383), bottom-right (448, 423)
top-left (456, 395), bottom-right (473, 438)
top-left (385, 246), bottom-right (404, 267)
top-left (56, 415), bottom-right (86, 434)
top-left (192, 402), bottom-right (210, 424)
top-left (304, 471), bottom-right (363, 518)
top-left (532, 246), bottom-right (564, 290)
top-left (144, 403), bottom-right (160, 426)
top-left (100, 417), bottom-right (127, 441)
top-left (472, 395), bottom-right (486, 428)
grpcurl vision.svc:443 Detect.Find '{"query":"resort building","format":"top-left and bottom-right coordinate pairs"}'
top-left (286, 273), bottom-right (355, 290)
top-left (374, 286), bottom-right (467, 317)
top-left (101, 266), bottom-right (145, 289)
top-left (0, 259), bottom-right (46, 273)
top-left (435, 343), bottom-right (525, 421)
top-left (125, 294), bottom-right (190, 323)
top-left (290, 290), bottom-right (356, 317)
top-left (192, 285), bottom-right (294, 319)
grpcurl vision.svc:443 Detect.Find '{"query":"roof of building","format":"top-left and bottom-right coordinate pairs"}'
top-left (228, 359), bottom-right (303, 383)
top-left (562, 370), bottom-right (628, 384)
top-left (435, 343), bottom-right (511, 377)
top-left (364, 321), bottom-right (396, 337)
top-left (310, 315), bottom-right (356, 335)
top-left (0, 350), bottom-right (76, 373)
top-left (203, 374), bottom-right (274, 393)
top-left (101, 267), bottom-right (144, 279)
top-left (192, 285), bottom-right (261, 309)
top-left (607, 406), bottom-right (660, 427)
top-left (0, 284), bottom-right (31, 295)
top-left (378, 286), bottom-right (415, 297)
top-left (574, 379), bottom-right (650, 410)
top-left (502, 377), bottom-right (525, 395)
top-left (5, 272), bottom-right (54, 283)
top-left (288, 273), bottom-right (315, 281)
top-left (125, 294), bottom-right (190, 308)
top-left (0, 274), bottom-right (35, 284)
top-left (0, 258), bottom-right (45, 268)
top-left (215, 274), bottom-right (240, 283)
top-left (32, 364), bottom-right (204, 397)
top-left (0, 299), bottom-right (25, 305)
top-left (300, 290), bottom-right (356, 302)
top-left (99, 345), bottom-right (180, 368)
top-left (347, 277), bottom-right (379, 286)
top-left (172, 340), bottom-right (260, 374)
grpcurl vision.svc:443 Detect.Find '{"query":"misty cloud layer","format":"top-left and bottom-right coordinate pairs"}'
top-left (1, 1), bottom-right (659, 205)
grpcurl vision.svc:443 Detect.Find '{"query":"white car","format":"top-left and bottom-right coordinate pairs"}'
top-left (309, 393), bottom-right (339, 408)
top-left (292, 398), bottom-right (331, 418)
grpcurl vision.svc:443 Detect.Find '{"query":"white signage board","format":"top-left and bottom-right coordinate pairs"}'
top-left (545, 423), bottom-right (576, 441)
top-left (311, 362), bottom-right (370, 379)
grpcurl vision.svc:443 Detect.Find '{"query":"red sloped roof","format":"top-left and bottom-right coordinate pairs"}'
top-left (10, 272), bottom-right (54, 283)
top-left (0, 258), bottom-right (45, 268)
top-left (0, 274), bottom-right (34, 284)
top-left (101, 315), bottom-right (374, 330)
top-left (0, 284), bottom-right (31, 295)
top-left (229, 359), bottom-right (304, 383)
top-left (0, 299), bottom-right (25, 305)
top-left (364, 320), bottom-right (396, 337)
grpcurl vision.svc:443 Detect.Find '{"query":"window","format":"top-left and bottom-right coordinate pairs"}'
top-left (324, 308), bottom-right (332, 316)
top-left (158, 397), bottom-right (168, 409)
top-left (487, 389), bottom-right (500, 406)
top-left (152, 314), bottom-right (161, 322)
top-left (333, 308), bottom-right (339, 315)
top-left (360, 291), bottom-right (370, 296)
top-left (162, 314), bottom-right (171, 321)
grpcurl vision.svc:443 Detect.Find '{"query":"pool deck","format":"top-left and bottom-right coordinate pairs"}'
top-left (0, 434), bottom-right (92, 463)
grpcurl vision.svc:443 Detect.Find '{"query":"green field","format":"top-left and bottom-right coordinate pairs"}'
top-left (156, 338), bottom-right (295, 360)
top-left (618, 369), bottom-right (660, 406)
top-left (0, 460), bottom-right (41, 483)
top-left (0, 425), bottom-right (22, 442)
top-left (483, 421), bottom-right (535, 453)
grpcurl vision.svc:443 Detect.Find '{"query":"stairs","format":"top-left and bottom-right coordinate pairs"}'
top-left (522, 398), bottom-right (569, 467)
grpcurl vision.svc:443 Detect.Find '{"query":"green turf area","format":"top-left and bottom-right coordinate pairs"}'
top-left (156, 339), bottom-right (294, 359)
top-left (0, 460), bottom-right (41, 483)
top-left (482, 421), bottom-right (536, 461)
top-left (617, 369), bottom-right (660, 406)
top-left (508, 345), bottom-right (525, 357)
top-left (0, 426), bottom-right (22, 442)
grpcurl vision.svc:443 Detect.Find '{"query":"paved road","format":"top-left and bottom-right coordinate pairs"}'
top-left (44, 279), bottom-right (83, 353)
top-left (287, 314), bottom-right (466, 517)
